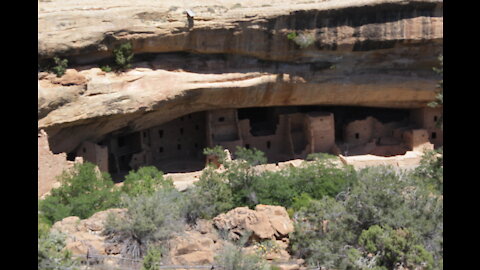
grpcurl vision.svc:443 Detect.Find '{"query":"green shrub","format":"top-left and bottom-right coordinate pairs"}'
top-left (356, 225), bottom-right (434, 269)
top-left (52, 57), bottom-right (68, 77)
top-left (250, 170), bottom-right (298, 207)
top-left (203, 145), bottom-right (228, 165)
top-left (286, 32), bottom-right (297, 40)
top-left (289, 154), bottom-right (356, 200)
top-left (201, 147), bottom-right (355, 209)
top-left (251, 154), bottom-right (355, 209)
top-left (38, 211), bottom-right (52, 238)
top-left (413, 147), bottom-right (443, 194)
top-left (215, 243), bottom-right (271, 270)
top-left (100, 65), bottom-right (112, 72)
top-left (233, 146), bottom-right (267, 166)
top-left (141, 245), bottom-right (162, 270)
top-left (183, 166), bottom-right (234, 223)
top-left (290, 165), bottom-right (442, 269)
top-left (38, 230), bottom-right (78, 270)
top-left (287, 31), bottom-right (316, 49)
top-left (222, 146), bottom-right (267, 207)
top-left (113, 42), bottom-right (134, 71)
top-left (290, 192), bottom-right (314, 212)
top-left (290, 196), bottom-right (356, 268)
top-left (39, 162), bottom-right (120, 224)
top-left (121, 166), bottom-right (173, 197)
top-left (104, 189), bottom-right (185, 258)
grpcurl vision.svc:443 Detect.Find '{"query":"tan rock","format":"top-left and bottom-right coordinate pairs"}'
top-left (82, 208), bottom-right (126, 232)
top-left (51, 208), bottom-right (127, 257)
top-left (255, 205), bottom-right (294, 237)
top-left (51, 69), bottom-right (87, 86)
top-left (169, 230), bottom-right (222, 266)
top-left (38, 0), bottom-right (442, 63)
top-left (213, 206), bottom-right (276, 240)
top-left (51, 216), bottom-right (81, 235)
top-left (194, 219), bottom-right (215, 235)
top-left (65, 241), bottom-right (89, 256)
top-left (274, 263), bottom-right (301, 270)
top-left (174, 251), bottom-right (215, 265)
top-left (37, 129), bottom-right (80, 198)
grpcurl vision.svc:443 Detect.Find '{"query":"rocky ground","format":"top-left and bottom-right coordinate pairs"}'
top-left (51, 205), bottom-right (303, 269)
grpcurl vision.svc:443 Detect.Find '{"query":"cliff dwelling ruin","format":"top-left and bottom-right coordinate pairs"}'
top-left (61, 105), bottom-right (442, 180)
top-left (38, 0), bottom-right (443, 191)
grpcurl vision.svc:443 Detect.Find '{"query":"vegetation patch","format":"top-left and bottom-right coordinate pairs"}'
top-left (100, 42), bottom-right (135, 72)
top-left (39, 162), bottom-right (120, 224)
top-left (38, 146), bottom-right (442, 270)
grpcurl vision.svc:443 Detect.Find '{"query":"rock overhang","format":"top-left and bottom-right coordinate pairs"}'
top-left (38, 0), bottom-right (443, 155)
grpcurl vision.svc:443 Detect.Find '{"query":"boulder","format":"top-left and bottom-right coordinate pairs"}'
top-left (51, 208), bottom-right (127, 256)
top-left (213, 205), bottom-right (294, 241)
top-left (255, 204), bottom-right (294, 237)
top-left (213, 206), bottom-right (276, 241)
top-left (168, 230), bottom-right (223, 265)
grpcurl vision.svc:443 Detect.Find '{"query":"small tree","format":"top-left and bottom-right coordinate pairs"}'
top-left (225, 146), bottom-right (267, 207)
top-left (39, 162), bottom-right (120, 224)
top-left (215, 243), bottom-right (271, 270)
top-left (121, 166), bottom-right (173, 197)
top-left (183, 166), bottom-right (234, 223)
top-left (38, 230), bottom-right (78, 270)
top-left (141, 245), bottom-right (162, 270)
top-left (104, 189), bottom-right (185, 259)
top-left (113, 42), bottom-right (134, 71)
top-left (52, 57), bottom-right (68, 77)
top-left (356, 225), bottom-right (434, 269)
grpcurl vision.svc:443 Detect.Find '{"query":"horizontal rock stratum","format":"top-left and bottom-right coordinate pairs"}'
top-left (38, 0), bottom-right (442, 154)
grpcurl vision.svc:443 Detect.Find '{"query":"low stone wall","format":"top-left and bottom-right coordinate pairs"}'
top-left (339, 151), bottom-right (425, 170)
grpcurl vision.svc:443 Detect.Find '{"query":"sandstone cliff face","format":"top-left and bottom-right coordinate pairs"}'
top-left (38, 130), bottom-right (83, 198)
top-left (38, 0), bottom-right (442, 63)
top-left (38, 0), bottom-right (443, 155)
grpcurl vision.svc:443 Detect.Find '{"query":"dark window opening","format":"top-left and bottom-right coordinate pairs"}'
top-left (194, 143), bottom-right (199, 149)
top-left (238, 107), bottom-right (278, 136)
top-left (83, 147), bottom-right (86, 153)
top-left (159, 147), bottom-right (164, 153)
top-left (434, 116), bottom-right (438, 122)
top-left (118, 137), bottom-right (126, 147)
top-left (177, 144), bottom-right (181, 150)
top-left (267, 141), bottom-right (271, 149)
top-left (431, 132), bottom-right (437, 139)
top-left (245, 144), bottom-right (250, 149)
top-left (118, 155), bottom-right (132, 171)
top-left (218, 117), bottom-right (225, 122)
top-left (159, 130), bottom-right (164, 138)
top-left (355, 133), bottom-right (360, 139)
top-left (66, 152), bottom-right (76, 161)
top-left (143, 132), bottom-right (147, 138)
top-left (108, 153), bottom-right (117, 174)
